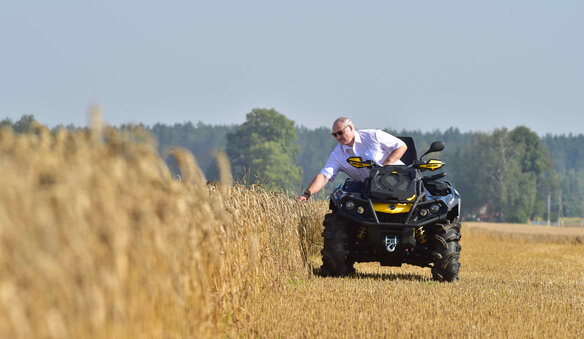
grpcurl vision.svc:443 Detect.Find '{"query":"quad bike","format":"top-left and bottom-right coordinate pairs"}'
top-left (320, 138), bottom-right (462, 282)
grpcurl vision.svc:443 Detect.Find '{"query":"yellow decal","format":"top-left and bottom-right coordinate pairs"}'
top-left (372, 202), bottom-right (413, 214)
top-left (419, 159), bottom-right (444, 171)
top-left (347, 157), bottom-right (371, 168)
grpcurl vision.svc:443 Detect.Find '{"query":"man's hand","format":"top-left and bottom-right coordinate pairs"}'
top-left (298, 190), bottom-right (311, 202)
top-left (298, 174), bottom-right (329, 203)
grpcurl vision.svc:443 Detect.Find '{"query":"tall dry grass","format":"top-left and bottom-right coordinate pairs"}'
top-left (0, 124), bottom-right (326, 338)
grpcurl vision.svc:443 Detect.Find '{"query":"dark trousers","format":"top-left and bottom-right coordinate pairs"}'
top-left (345, 180), bottom-right (368, 198)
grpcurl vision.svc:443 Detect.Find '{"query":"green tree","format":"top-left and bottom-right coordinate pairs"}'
top-left (456, 129), bottom-right (519, 222)
top-left (576, 169), bottom-right (584, 225)
top-left (509, 126), bottom-right (550, 175)
top-left (0, 115), bottom-right (39, 133)
top-left (455, 127), bottom-right (552, 223)
top-left (145, 121), bottom-right (235, 178)
top-left (542, 133), bottom-right (584, 218)
top-left (227, 108), bottom-right (302, 190)
top-left (508, 126), bottom-right (553, 221)
top-left (13, 115), bottom-right (38, 133)
top-left (561, 168), bottom-right (584, 224)
top-left (0, 118), bottom-right (13, 128)
top-left (454, 132), bottom-right (490, 214)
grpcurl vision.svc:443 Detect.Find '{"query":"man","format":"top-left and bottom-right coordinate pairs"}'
top-left (299, 117), bottom-right (407, 201)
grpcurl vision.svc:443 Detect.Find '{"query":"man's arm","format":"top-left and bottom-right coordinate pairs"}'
top-left (298, 173), bottom-right (329, 202)
top-left (381, 144), bottom-right (407, 166)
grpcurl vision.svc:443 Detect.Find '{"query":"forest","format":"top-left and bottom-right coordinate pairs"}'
top-left (2, 110), bottom-right (583, 224)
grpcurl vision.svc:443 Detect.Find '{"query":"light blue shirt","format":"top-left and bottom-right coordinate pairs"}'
top-left (320, 129), bottom-right (406, 182)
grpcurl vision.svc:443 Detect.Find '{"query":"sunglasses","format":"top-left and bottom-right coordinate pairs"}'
top-left (332, 124), bottom-right (349, 137)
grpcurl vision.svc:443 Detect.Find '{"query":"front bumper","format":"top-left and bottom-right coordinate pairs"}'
top-left (332, 191), bottom-right (449, 228)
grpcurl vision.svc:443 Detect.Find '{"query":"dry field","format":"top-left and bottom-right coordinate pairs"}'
top-left (466, 221), bottom-right (584, 239)
top-left (239, 224), bottom-right (584, 338)
top-left (1, 124), bottom-right (583, 338)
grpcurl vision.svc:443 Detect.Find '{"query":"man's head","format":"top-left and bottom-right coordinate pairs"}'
top-left (332, 117), bottom-right (355, 146)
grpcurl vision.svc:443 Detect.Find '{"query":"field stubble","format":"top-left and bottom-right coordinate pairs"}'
top-left (243, 225), bottom-right (584, 338)
top-left (1, 124), bottom-right (583, 338)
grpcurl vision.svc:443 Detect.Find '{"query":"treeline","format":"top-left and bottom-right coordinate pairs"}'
top-left (2, 112), bottom-right (583, 224)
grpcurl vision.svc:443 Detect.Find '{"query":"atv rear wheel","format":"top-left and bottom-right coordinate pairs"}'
top-left (320, 213), bottom-right (352, 277)
top-left (431, 218), bottom-right (461, 282)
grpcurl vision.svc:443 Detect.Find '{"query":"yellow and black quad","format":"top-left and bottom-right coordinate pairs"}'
top-left (321, 138), bottom-right (462, 282)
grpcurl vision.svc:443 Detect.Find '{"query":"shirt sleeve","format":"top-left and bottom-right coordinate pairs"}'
top-left (320, 152), bottom-right (340, 182)
top-left (376, 130), bottom-right (406, 162)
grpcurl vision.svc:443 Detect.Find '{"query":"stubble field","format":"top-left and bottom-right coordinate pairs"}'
top-left (1, 125), bottom-right (583, 338)
top-left (239, 223), bottom-right (584, 338)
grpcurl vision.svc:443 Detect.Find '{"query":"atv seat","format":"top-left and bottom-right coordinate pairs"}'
top-left (397, 136), bottom-right (417, 166)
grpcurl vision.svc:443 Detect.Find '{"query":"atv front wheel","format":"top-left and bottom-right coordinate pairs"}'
top-left (320, 213), bottom-right (352, 277)
top-left (431, 218), bottom-right (462, 282)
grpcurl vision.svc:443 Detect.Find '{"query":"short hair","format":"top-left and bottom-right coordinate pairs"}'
top-left (334, 117), bottom-right (353, 127)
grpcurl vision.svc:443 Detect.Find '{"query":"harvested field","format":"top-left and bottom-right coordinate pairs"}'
top-left (465, 221), bottom-right (584, 244)
top-left (236, 223), bottom-right (584, 338)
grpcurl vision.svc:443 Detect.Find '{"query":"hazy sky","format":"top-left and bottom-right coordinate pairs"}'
top-left (2, 1), bottom-right (583, 135)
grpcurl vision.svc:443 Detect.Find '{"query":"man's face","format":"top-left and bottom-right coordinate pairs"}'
top-left (332, 121), bottom-right (354, 145)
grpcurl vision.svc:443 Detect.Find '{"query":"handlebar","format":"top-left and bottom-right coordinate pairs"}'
top-left (422, 172), bottom-right (447, 182)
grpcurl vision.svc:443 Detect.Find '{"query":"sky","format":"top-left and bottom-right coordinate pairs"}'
top-left (1, 1), bottom-right (583, 135)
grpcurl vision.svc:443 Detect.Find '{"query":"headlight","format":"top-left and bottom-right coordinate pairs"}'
top-left (346, 200), bottom-right (355, 211)
top-left (418, 208), bottom-right (429, 217)
top-left (357, 206), bottom-right (365, 214)
top-left (430, 204), bottom-right (441, 214)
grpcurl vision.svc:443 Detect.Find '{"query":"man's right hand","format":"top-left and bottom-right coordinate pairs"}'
top-left (298, 173), bottom-right (329, 203)
top-left (298, 190), bottom-right (311, 202)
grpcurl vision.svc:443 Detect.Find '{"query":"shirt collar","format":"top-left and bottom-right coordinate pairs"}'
top-left (341, 130), bottom-right (361, 152)
top-left (354, 130), bottom-right (362, 144)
